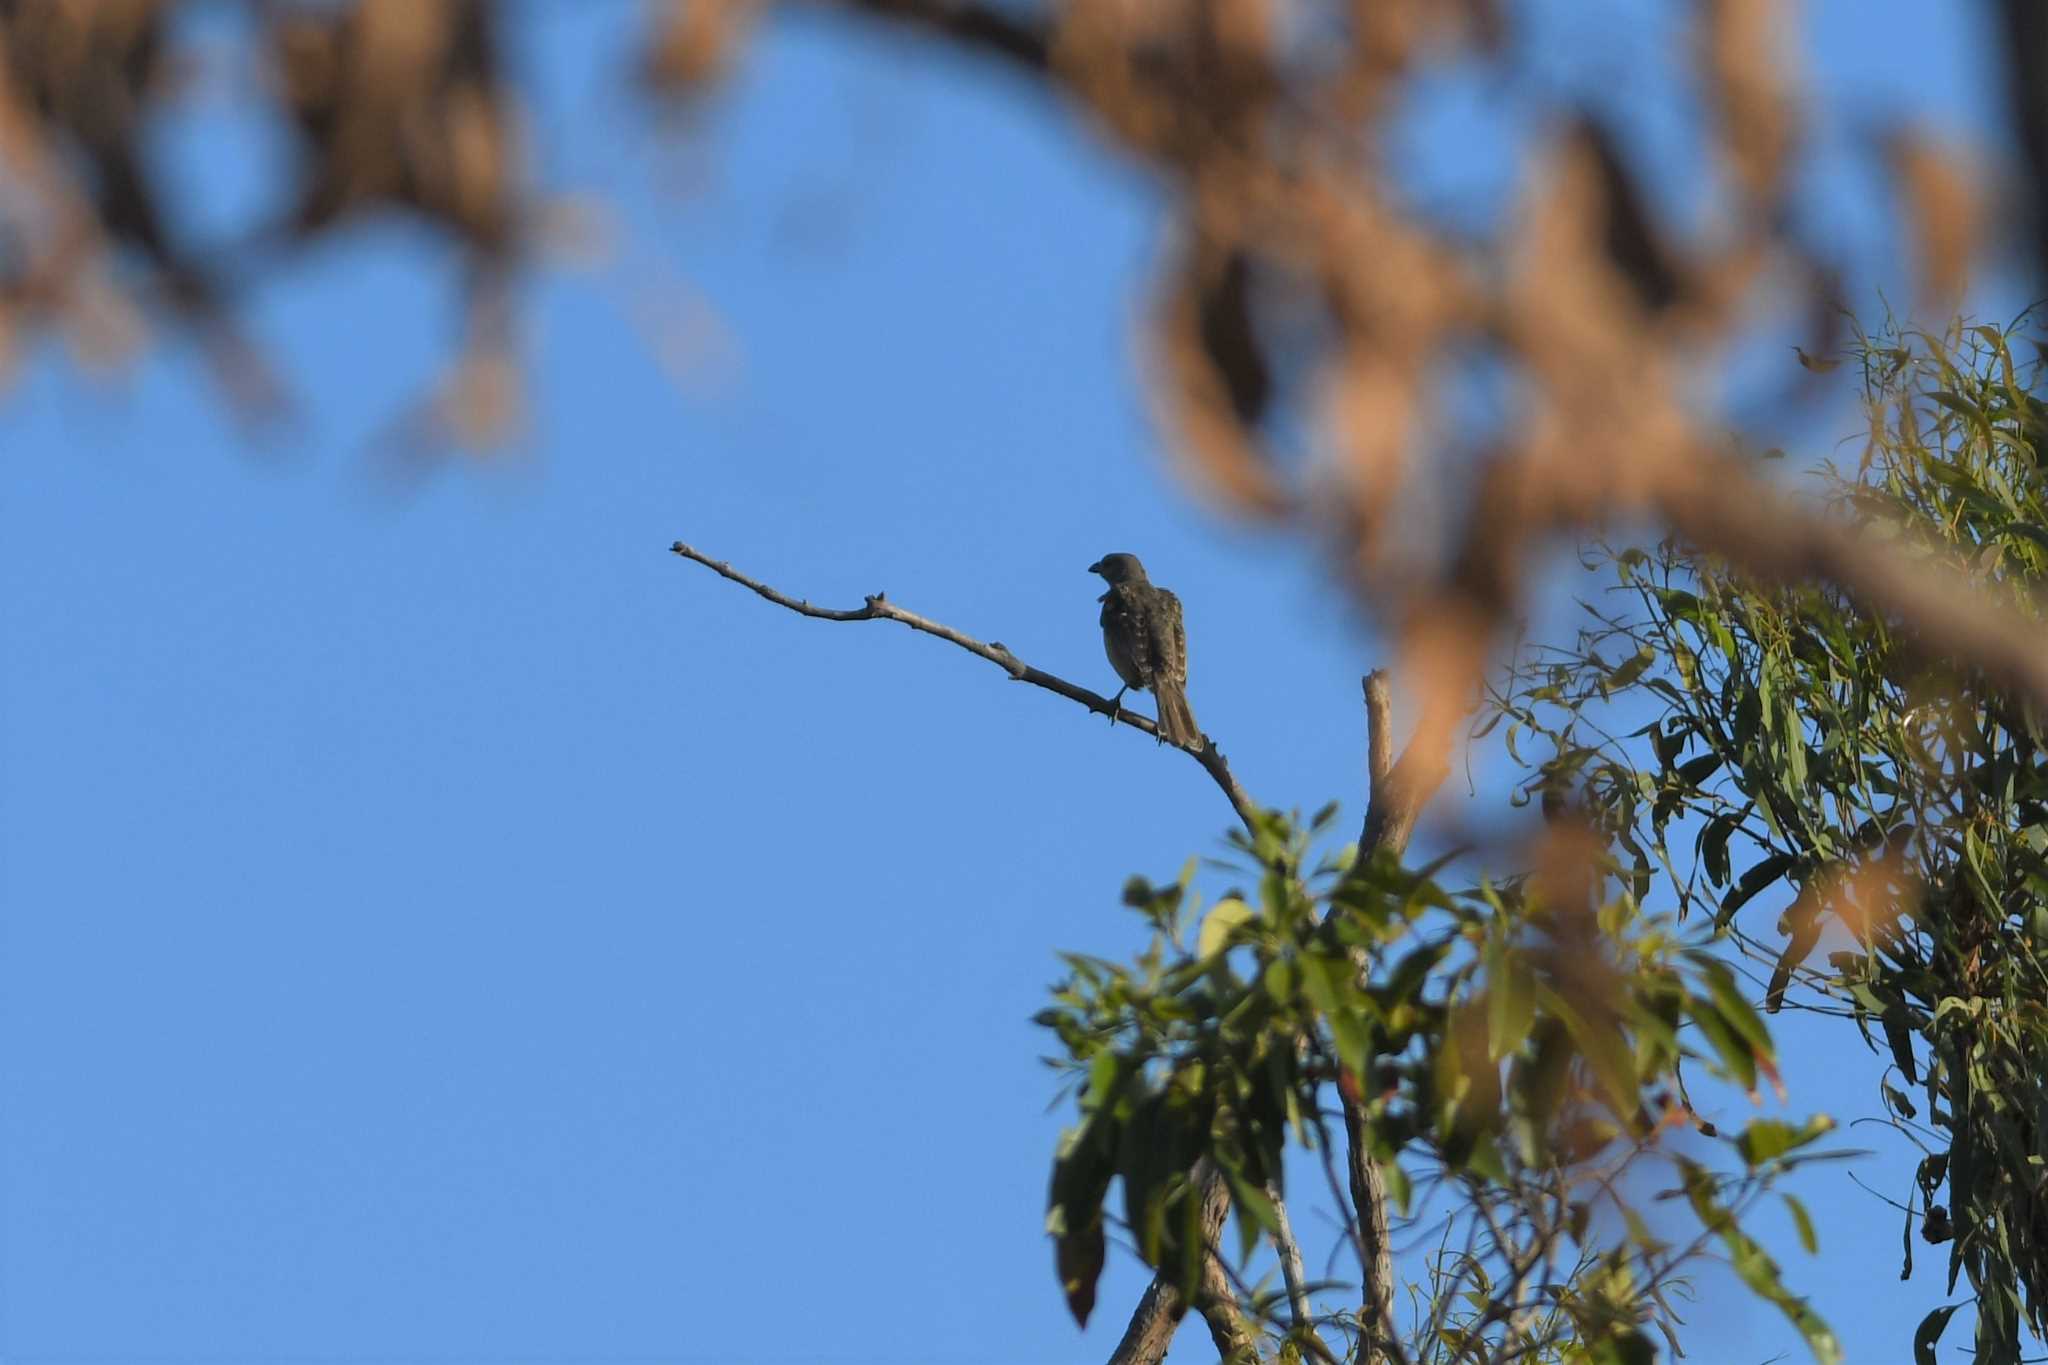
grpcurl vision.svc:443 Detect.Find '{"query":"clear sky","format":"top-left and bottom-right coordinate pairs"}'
top-left (0, 2), bottom-right (2016, 1362)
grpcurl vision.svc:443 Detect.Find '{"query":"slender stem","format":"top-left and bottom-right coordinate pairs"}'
top-left (1268, 1180), bottom-right (1316, 1336)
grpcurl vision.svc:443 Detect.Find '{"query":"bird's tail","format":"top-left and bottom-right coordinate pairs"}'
top-left (1154, 681), bottom-right (1201, 749)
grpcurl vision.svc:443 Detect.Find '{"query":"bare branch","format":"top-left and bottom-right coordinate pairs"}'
top-left (1342, 670), bottom-right (1454, 1365)
top-left (1267, 1181), bottom-right (1319, 1346)
top-left (1366, 669), bottom-right (1394, 787)
top-left (668, 540), bottom-right (1261, 834)
top-left (1344, 1101), bottom-right (1405, 1365)
top-left (1446, 1184), bottom-right (1563, 1365)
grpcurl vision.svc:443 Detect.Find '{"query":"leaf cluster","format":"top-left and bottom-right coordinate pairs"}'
top-left (1486, 319), bottom-right (2048, 1360)
top-left (1039, 807), bottom-right (1837, 1362)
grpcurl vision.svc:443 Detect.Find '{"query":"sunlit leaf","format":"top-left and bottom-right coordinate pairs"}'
top-left (1737, 1115), bottom-right (1836, 1168)
top-left (1783, 1193), bottom-right (1819, 1254)
top-left (1197, 896), bottom-right (1255, 958)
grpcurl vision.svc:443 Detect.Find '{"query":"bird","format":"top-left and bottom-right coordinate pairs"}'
top-left (1088, 553), bottom-right (1200, 749)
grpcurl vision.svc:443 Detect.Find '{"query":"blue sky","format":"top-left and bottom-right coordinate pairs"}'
top-left (0, 2), bottom-right (2017, 1362)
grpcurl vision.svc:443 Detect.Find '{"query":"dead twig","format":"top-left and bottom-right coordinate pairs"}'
top-left (668, 539), bottom-right (1261, 835)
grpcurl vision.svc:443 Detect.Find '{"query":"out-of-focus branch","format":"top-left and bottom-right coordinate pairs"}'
top-left (1651, 449), bottom-right (2048, 707)
top-left (668, 540), bottom-right (1260, 834)
top-left (1995, 0), bottom-right (2048, 291)
top-left (832, 0), bottom-right (1053, 74)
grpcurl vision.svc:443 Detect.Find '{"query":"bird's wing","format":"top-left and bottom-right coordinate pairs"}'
top-left (1149, 587), bottom-right (1187, 687)
top-left (1100, 586), bottom-right (1152, 688)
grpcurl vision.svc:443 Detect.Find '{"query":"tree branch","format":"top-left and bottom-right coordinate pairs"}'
top-left (668, 540), bottom-right (1260, 834)
top-left (671, 539), bottom-right (1276, 1360)
top-left (1366, 670), bottom-right (1394, 790)
top-left (1343, 669), bottom-right (1451, 1365)
top-left (1267, 1181), bottom-right (1318, 1345)
top-left (831, 0), bottom-right (1054, 75)
top-left (1994, 0), bottom-right (2048, 292)
top-left (1360, 669), bottom-right (1452, 860)
top-left (1343, 1102), bottom-right (1403, 1365)
top-left (1111, 669), bottom-right (1451, 1365)
top-left (1107, 1162), bottom-right (1260, 1365)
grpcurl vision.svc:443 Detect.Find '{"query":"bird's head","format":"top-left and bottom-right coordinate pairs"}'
top-left (1088, 553), bottom-right (1147, 585)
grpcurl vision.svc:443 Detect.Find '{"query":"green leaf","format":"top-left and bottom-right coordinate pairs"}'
top-left (1702, 814), bottom-right (1737, 888)
top-left (1964, 826), bottom-right (2001, 910)
top-left (1607, 646), bottom-right (1656, 691)
top-left (1881, 1005), bottom-right (1918, 1085)
top-left (1329, 1007), bottom-right (1374, 1080)
top-left (1048, 1119), bottom-right (1116, 1326)
top-left (1197, 897), bottom-right (1255, 958)
top-left (1586, 1331), bottom-right (1657, 1365)
top-left (1085, 1051), bottom-right (1122, 1111)
top-left (1487, 957), bottom-right (1537, 1061)
top-left (1386, 940), bottom-right (1451, 1004)
top-left (1694, 958), bottom-right (1775, 1060)
top-left (1914, 1304), bottom-right (1963, 1365)
top-left (1737, 1115), bottom-right (1836, 1167)
top-left (1677, 752), bottom-right (1725, 787)
top-left (1930, 389), bottom-right (1986, 424)
top-left (1783, 1193), bottom-right (1819, 1254)
top-left (1719, 854), bottom-right (1795, 926)
top-left (1683, 1164), bottom-right (1842, 1365)
top-left (1539, 984), bottom-right (1638, 1116)
top-left (1688, 994), bottom-right (1758, 1091)
top-left (1219, 1163), bottom-right (1280, 1244)
top-left (1298, 950), bottom-right (1351, 1015)
top-left (2000, 522), bottom-right (2048, 554)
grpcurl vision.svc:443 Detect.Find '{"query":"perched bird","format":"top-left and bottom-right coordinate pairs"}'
top-left (1089, 553), bottom-right (1200, 748)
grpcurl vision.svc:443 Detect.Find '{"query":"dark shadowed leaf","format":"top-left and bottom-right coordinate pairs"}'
top-left (1719, 854), bottom-right (1795, 926)
top-left (1914, 1304), bottom-right (1962, 1365)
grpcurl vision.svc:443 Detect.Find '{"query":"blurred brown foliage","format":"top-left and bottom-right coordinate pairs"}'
top-left (4, 0), bottom-right (2047, 725)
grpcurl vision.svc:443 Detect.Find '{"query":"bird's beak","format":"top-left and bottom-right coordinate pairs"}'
top-left (1087, 559), bottom-right (1102, 575)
